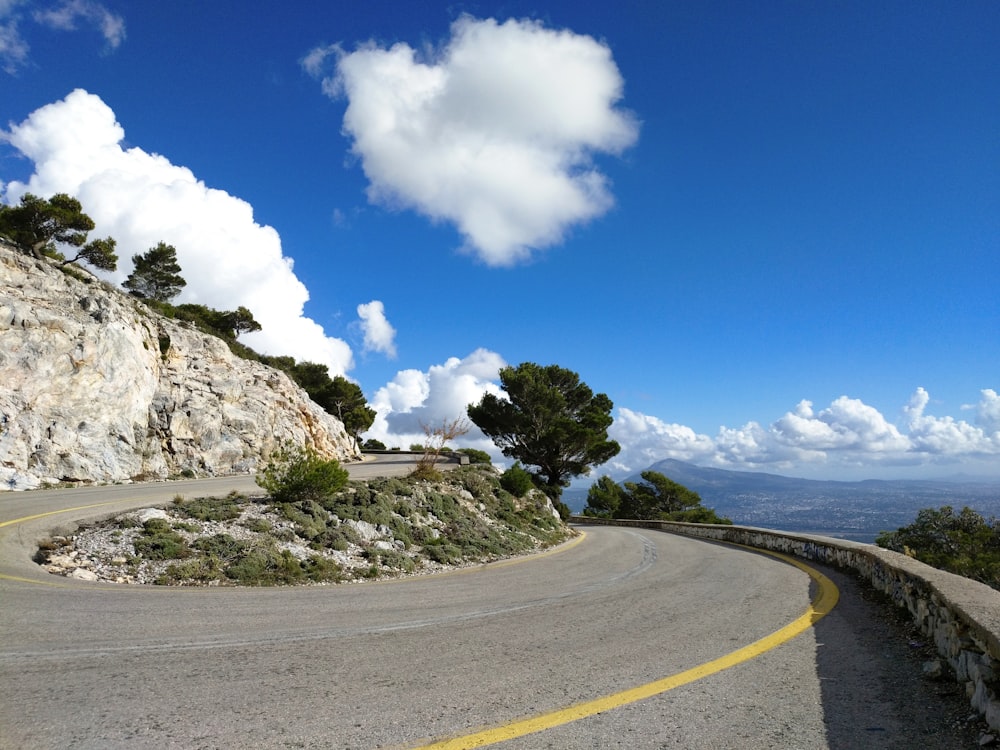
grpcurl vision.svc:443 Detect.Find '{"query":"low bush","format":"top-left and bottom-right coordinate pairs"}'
top-left (257, 445), bottom-right (349, 503)
top-left (176, 495), bottom-right (242, 522)
top-left (500, 463), bottom-right (535, 497)
top-left (134, 518), bottom-right (190, 560)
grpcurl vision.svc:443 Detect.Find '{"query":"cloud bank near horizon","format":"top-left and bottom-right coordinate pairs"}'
top-left (607, 387), bottom-right (1000, 480)
top-left (306, 15), bottom-right (639, 266)
top-left (0, 88), bottom-right (390, 376)
top-left (355, 345), bottom-right (1000, 480)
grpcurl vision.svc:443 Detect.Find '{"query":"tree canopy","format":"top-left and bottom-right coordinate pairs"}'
top-left (0, 192), bottom-right (117, 270)
top-left (467, 362), bottom-right (620, 504)
top-left (877, 505), bottom-right (1000, 590)
top-left (170, 303), bottom-right (261, 341)
top-left (123, 242), bottom-right (186, 301)
top-left (266, 361), bottom-right (375, 448)
top-left (584, 471), bottom-right (732, 524)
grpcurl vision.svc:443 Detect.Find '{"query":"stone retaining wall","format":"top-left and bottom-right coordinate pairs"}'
top-left (571, 516), bottom-right (1000, 731)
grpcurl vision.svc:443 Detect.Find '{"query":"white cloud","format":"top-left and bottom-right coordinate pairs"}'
top-left (972, 389), bottom-right (1000, 435)
top-left (363, 362), bottom-right (1000, 478)
top-left (366, 348), bottom-right (506, 455)
top-left (0, 0), bottom-right (30, 73)
top-left (356, 300), bottom-right (397, 358)
top-left (33, 0), bottom-right (124, 49)
top-left (607, 388), bottom-right (1000, 480)
top-left (308, 15), bottom-right (639, 266)
top-left (2, 89), bottom-right (354, 375)
top-left (1, 0), bottom-right (122, 73)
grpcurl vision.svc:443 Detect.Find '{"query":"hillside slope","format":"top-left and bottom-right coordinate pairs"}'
top-left (0, 242), bottom-right (357, 490)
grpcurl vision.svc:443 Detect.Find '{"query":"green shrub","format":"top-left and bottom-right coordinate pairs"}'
top-left (302, 555), bottom-right (343, 582)
top-left (877, 506), bottom-right (1000, 590)
top-left (226, 545), bottom-right (304, 585)
top-left (177, 495), bottom-right (242, 522)
top-left (192, 533), bottom-right (248, 562)
top-left (134, 519), bottom-right (190, 560)
top-left (158, 557), bottom-right (225, 585)
top-left (500, 463), bottom-right (535, 496)
top-left (241, 517), bottom-right (273, 533)
top-left (257, 445), bottom-right (349, 503)
top-left (458, 448), bottom-right (493, 464)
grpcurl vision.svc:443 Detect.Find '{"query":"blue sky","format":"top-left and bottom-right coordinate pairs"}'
top-left (2, 0), bottom-right (998, 482)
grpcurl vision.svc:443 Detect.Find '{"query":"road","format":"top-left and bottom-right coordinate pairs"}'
top-left (0, 463), bottom-right (976, 749)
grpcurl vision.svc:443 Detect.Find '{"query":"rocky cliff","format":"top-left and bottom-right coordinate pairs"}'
top-left (0, 242), bottom-right (358, 490)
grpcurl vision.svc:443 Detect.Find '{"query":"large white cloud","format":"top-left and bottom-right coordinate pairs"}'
top-left (366, 348), bottom-right (506, 454)
top-left (1, 89), bottom-right (357, 374)
top-left (307, 15), bottom-right (639, 266)
top-left (608, 388), bottom-right (1000, 479)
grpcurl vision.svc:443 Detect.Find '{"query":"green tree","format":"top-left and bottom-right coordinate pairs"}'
top-left (173, 303), bottom-right (261, 340)
top-left (123, 242), bottom-right (186, 301)
top-left (223, 306), bottom-right (262, 337)
top-left (256, 444), bottom-right (349, 503)
top-left (283, 363), bottom-right (375, 448)
top-left (584, 471), bottom-right (731, 524)
top-left (621, 470), bottom-right (707, 520)
top-left (467, 362), bottom-right (620, 510)
top-left (583, 475), bottom-right (626, 518)
top-left (59, 235), bottom-right (118, 271)
top-left (876, 505), bottom-right (1000, 590)
top-left (0, 192), bottom-right (94, 258)
top-left (329, 375), bottom-right (376, 449)
top-left (0, 192), bottom-right (117, 270)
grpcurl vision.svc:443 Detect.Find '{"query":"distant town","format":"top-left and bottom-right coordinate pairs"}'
top-left (567, 458), bottom-right (1000, 543)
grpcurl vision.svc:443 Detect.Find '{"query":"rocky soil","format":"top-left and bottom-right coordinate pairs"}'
top-left (35, 467), bottom-right (572, 586)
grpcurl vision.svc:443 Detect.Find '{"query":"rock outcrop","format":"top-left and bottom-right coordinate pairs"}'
top-left (0, 242), bottom-right (358, 490)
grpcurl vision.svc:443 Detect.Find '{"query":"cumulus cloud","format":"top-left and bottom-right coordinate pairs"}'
top-left (608, 388), bottom-right (1000, 480)
top-left (356, 300), bottom-right (397, 358)
top-left (1, 0), bottom-right (122, 73)
top-left (2, 89), bottom-right (355, 374)
top-left (366, 348), bottom-right (506, 455)
top-left (307, 15), bottom-right (639, 266)
top-left (364, 366), bottom-right (1000, 479)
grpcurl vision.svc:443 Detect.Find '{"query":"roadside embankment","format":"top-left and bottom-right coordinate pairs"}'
top-left (571, 515), bottom-right (1000, 732)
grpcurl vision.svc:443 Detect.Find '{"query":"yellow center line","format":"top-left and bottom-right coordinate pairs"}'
top-left (412, 545), bottom-right (839, 749)
top-left (0, 500), bottom-right (125, 529)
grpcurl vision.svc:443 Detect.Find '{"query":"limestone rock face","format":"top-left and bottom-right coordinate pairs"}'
top-left (0, 243), bottom-right (358, 490)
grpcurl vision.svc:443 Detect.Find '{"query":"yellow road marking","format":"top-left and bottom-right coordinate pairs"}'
top-left (412, 545), bottom-right (839, 749)
top-left (0, 500), bottom-right (123, 528)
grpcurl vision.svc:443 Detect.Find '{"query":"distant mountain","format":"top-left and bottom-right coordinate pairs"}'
top-left (567, 459), bottom-right (1000, 544)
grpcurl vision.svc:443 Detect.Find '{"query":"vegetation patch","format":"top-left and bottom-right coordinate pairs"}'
top-left (36, 464), bottom-right (573, 586)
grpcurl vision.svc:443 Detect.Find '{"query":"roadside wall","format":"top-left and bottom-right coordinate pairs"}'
top-left (571, 516), bottom-right (1000, 731)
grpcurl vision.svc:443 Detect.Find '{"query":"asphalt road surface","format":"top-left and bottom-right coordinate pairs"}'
top-left (0, 462), bottom-right (977, 749)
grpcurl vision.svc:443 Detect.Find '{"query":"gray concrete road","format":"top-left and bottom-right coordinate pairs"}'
top-left (0, 466), bottom-right (977, 749)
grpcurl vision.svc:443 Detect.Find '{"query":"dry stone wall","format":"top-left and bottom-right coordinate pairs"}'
top-left (0, 242), bottom-right (358, 490)
top-left (573, 515), bottom-right (1000, 732)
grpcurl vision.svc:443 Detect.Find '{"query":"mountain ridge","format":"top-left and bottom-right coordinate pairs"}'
top-left (567, 458), bottom-right (1000, 542)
